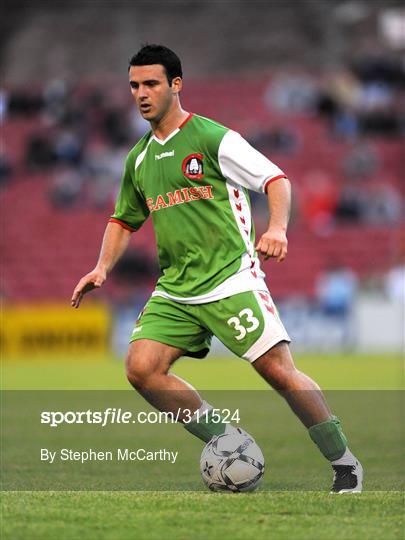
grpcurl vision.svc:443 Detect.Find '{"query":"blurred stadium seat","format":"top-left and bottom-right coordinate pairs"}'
top-left (2, 81), bottom-right (402, 301)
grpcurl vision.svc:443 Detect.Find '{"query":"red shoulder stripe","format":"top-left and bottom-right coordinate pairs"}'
top-left (178, 112), bottom-right (193, 129)
top-left (108, 218), bottom-right (135, 232)
top-left (264, 175), bottom-right (287, 194)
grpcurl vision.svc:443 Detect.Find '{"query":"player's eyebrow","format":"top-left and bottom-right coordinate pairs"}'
top-left (129, 79), bottom-right (160, 88)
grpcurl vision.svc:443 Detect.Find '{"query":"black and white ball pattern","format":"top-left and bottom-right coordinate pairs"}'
top-left (200, 431), bottom-right (265, 492)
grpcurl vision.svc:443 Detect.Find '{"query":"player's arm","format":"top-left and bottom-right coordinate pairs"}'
top-left (71, 148), bottom-right (150, 308)
top-left (218, 129), bottom-right (291, 262)
top-left (255, 177), bottom-right (291, 262)
top-left (71, 222), bottom-right (132, 308)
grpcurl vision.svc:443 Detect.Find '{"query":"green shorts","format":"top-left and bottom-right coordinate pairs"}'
top-left (130, 290), bottom-right (290, 363)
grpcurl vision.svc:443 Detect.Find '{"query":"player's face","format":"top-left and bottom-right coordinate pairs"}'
top-left (129, 64), bottom-right (181, 123)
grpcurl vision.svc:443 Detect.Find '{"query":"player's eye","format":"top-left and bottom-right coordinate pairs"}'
top-left (129, 82), bottom-right (138, 89)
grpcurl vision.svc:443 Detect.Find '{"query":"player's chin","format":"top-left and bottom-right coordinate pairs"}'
top-left (139, 107), bottom-right (155, 120)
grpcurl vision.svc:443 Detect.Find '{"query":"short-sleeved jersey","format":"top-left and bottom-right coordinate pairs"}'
top-left (111, 113), bottom-right (285, 303)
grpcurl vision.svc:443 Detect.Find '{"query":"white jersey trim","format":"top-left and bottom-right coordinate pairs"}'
top-left (225, 179), bottom-right (264, 281)
top-left (225, 180), bottom-right (253, 255)
top-left (135, 136), bottom-right (153, 170)
top-left (152, 253), bottom-right (267, 304)
top-left (152, 129), bottom-right (180, 146)
top-left (218, 130), bottom-right (285, 193)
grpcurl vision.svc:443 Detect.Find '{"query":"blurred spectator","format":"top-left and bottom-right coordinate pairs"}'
top-left (318, 53), bottom-right (404, 138)
top-left (318, 68), bottom-right (362, 140)
top-left (103, 107), bottom-right (131, 146)
top-left (342, 142), bottom-right (379, 180)
top-left (327, 68), bottom-right (362, 111)
top-left (113, 251), bottom-right (158, 289)
top-left (385, 257), bottom-right (405, 303)
top-left (364, 181), bottom-right (402, 225)
top-left (2, 62), bottom-right (403, 311)
top-left (90, 144), bottom-right (127, 181)
top-left (130, 110), bottom-right (150, 140)
top-left (0, 152), bottom-right (13, 188)
top-left (83, 89), bottom-right (109, 131)
top-left (335, 183), bottom-right (366, 223)
top-left (7, 91), bottom-right (43, 116)
top-left (84, 142), bottom-right (127, 208)
top-left (248, 126), bottom-right (298, 155)
top-left (315, 262), bottom-right (358, 347)
top-left (358, 81), bottom-right (393, 113)
top-left (53, 128), bottom-right (84, 166)
top-left (48, 165), bottom-right (83, 209)
top-left (358, 105), bottom-right (401, 136)
top-left (0, 89), bottom-right (8, 123)
top-left (42, 78), bottom-right (70, 124)
top-left (264, 70), bottom-right (318, 114)
top-left (25, 133), bottom-right (55, 170)
top-left (301, 171), bottom-right (338, 234)
top-left (351, 46), bottom-right (403, 136)
top-left (333, 108), bottom-right (359, 141)
top-left (352, 47), bottom-right (404, 88)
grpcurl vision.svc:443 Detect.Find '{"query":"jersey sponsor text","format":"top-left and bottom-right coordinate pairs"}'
top-left (146, 185), bottom-right (214, 212)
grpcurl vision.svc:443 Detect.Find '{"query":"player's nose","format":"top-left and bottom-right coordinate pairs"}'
top-left (138, 85), bottom-right (149, 99)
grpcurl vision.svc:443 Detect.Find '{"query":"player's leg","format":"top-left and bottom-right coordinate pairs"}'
top-left (253, 341), bottom-right (331, 427)
top-left (125, 338), bottom-right (201, 420)
top-left (126, 296), bottom-right (242, 442)
top-left (253, 342), bottom-right (363, 493)
top-left (203, 289), bottom-right (362, 493)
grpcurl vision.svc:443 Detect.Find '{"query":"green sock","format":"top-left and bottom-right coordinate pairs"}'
top-left (308, 415), bottom-right (347, 461)
top-left (184, 409), bottom-right (227, 443)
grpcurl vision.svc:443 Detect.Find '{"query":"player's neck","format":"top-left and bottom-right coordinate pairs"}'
top-left (151, 105), bottom-right (189, 141)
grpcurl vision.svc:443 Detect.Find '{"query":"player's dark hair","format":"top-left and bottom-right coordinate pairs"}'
top-left (129, 44), bottom-right (183, 86)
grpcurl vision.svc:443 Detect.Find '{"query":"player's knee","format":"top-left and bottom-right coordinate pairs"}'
top-left (266, 361), bottom-right (297, 390)
top-left (254, 341), bottom-right (297, 390)
top-left (125, 350), bottom-right (155, 389)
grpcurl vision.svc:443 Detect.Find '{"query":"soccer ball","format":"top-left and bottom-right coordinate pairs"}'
top-left (200, 432), bottom-right (265, 492)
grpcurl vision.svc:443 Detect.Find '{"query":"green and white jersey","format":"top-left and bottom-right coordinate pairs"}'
top-left (110, 113), bottom-right (285, 304)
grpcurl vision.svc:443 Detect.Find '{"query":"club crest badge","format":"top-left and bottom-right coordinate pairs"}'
top-left (182, 153), bottom-right (204, 180)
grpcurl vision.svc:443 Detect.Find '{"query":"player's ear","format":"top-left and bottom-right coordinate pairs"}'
top-left (171, 76), bottom-right (182, 95)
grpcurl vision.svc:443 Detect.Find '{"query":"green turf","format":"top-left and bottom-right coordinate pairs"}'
top-left (1, 492), bottom-right (403, 540)
top-left (2, 389), bottom-right (402, 491)
top-left (2, 353), bottom-right (403, 389)
top-left (1, 353), bottom-right (404, 539)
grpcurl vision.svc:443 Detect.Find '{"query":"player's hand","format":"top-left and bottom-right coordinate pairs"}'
top-left (71, 269), bottom-right (107, 308)
top-left (255, 227), bottom-right (288, 262)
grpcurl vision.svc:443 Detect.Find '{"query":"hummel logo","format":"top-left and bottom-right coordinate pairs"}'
top-left (155, 150), bottom-right (174, 160)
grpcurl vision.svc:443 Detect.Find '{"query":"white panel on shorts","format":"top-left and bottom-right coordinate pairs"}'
top-left (243, 290), bottom-right (291, 363)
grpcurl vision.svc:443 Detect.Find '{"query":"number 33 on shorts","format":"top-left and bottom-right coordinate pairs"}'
top-left (213, 290), bottom-right (291, 362)
top-left (227, 308), bottom-right (259, 341)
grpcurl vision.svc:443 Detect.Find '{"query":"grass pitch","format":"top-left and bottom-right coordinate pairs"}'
top-left (2, 491), bottom-right (403, 540)
top-left (2, 352), bottom-right (403, 390)
top-left (1, 353), bottom-right (404, 539)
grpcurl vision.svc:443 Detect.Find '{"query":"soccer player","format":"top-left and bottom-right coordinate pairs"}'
top-left (71, 44), bottom-right (363, 493)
